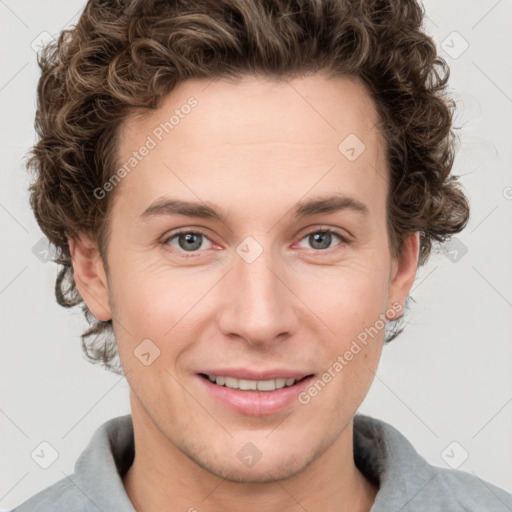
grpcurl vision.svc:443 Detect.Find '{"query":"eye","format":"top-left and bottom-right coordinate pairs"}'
top-left (162, 227), bottom-right (349, 258)
top-left (163, 229), bottom-right (213, 255)
top-left (296, 228), bottom-right (348, 252)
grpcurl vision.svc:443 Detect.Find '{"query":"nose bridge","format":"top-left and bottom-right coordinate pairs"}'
top-left (217, 237), bottom-right (296, 345)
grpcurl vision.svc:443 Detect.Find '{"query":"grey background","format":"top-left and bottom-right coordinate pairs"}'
top-left (1, 0), bottom-right (511, 509)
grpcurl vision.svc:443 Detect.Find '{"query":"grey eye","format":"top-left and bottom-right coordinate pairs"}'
top-left (166, 231), bottom-right (213, 252)
top-left (297, 230), bottom-right (344, 251)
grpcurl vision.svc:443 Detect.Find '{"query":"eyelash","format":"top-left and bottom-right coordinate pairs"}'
top-left (162, 227), bottom-right (350, 258)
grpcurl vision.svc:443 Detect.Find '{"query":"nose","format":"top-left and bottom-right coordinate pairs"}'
top-left (216, 242), bottom-right (298, 348)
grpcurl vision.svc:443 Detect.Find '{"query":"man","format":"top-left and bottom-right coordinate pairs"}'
top-left (12, 0), bottom-right (512, 510)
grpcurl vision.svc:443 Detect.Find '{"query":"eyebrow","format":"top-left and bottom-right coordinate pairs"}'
top-left (139, 193), bottom-right (369, 223)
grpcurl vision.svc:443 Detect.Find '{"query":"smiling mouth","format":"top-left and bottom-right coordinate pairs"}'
top-left (198, 373), bottom-right (313, 391)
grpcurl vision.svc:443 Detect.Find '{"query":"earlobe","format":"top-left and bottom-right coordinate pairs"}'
top-left (387, 232), bottom-right (419, 318)
top-left (68, 234), bottom-right (112, 322)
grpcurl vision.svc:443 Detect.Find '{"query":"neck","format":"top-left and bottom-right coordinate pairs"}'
top-left (122, 400), bottom-right (378, 512)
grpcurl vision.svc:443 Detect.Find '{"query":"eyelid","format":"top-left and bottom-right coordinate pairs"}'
top-left (296, 224), bottom-right (350, 242)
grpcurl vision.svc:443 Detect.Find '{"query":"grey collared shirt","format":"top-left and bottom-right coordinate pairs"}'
top-left (10, 413), bottom-right (512, 511)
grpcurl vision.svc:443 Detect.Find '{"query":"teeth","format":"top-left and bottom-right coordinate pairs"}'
top-left (225, 377), bottom-right (238, 389)
top-left (207, 375), bottom-right (298, 390)
top-left (239, 379), bottom-right (257, 390)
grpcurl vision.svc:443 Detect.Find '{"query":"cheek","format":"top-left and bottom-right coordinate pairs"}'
top-left (106, 246), bottom-right (178, 319)
top-left (297, 261), bottom-right (389, 394)
top-left (106, 255), bottom-right (217, 364)
top-left (302, 275), bottom-right (386, 418)
top-left (297, 258), bottom-right (391, 337)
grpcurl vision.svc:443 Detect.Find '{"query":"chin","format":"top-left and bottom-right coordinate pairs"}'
top-left (192, 448), bottom-right (312, 484)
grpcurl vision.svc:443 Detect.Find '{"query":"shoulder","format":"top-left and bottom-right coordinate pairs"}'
top-left (9, 414), bottom-right (134, 512)
top-left (9, 476), bottom-right (91, 512)
top-left (353, 413), bottom-right (512, 511)
top-left (421, 464), bottom-right (512, 511)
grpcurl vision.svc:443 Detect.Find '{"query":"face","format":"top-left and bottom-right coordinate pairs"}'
top-left (73, 74), bottom-right (418, 483)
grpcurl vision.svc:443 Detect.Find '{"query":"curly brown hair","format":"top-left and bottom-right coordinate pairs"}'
top-left (28, 0), bottom-right (470, 374)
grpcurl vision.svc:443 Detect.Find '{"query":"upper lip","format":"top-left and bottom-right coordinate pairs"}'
top-left (199, 368), bottom-right (314, 381)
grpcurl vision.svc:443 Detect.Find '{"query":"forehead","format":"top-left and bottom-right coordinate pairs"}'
top-left (114, 74), bottom-right (388, 218)
top-left (121, 74), bottom-right (382, 150)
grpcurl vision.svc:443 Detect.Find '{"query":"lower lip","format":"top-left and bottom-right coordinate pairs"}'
top-left (197, 374), bottom-right (316, 416)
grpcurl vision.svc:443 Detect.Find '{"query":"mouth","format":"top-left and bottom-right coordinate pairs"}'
top-left (196, 372), bottom-right (316, 416)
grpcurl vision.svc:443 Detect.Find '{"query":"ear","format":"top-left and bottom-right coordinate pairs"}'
top-left (386, 231), bottom-right (419, 319)
top-left (68, 233), bottom-right (112, 322)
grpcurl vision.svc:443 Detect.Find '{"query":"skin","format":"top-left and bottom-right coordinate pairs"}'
top-left (69, 74), bottom-right (419, 512)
